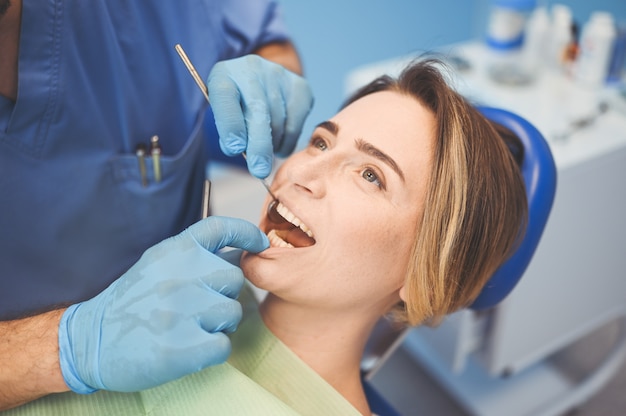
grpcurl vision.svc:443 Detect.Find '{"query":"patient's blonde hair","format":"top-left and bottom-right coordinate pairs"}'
top-left (344, 60), bottom-right (527, 326)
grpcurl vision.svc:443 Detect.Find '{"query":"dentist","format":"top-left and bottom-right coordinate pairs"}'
top-left (0, 0), bottom-right (313, 410)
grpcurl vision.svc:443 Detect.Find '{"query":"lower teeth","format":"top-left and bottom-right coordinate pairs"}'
top-left (268, 229), bottom-right (294, 248)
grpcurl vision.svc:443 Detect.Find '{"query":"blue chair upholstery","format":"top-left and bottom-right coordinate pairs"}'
top-left (470, 107), bottom-right (557, 310)
top-left (363, 378), bottom-right (403, 416)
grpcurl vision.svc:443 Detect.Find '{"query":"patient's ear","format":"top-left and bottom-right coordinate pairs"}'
top-left (399, 284), bottom-right (407, 302)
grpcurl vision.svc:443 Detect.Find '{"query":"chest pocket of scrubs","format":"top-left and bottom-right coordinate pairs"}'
top-left (109, 113), bottom-right (207, 253)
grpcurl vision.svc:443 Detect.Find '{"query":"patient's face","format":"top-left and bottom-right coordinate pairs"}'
top-left (241, 90), bottom-right (435, 312)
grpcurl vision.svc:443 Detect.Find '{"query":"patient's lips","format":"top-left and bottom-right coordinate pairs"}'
top-left (266, 201), bottom-right (316, 248)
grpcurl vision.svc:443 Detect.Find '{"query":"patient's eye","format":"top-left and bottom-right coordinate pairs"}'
top-left (362, 168), bottom-right (384, 189)
top-left (309, 136), bottom-right (328, 151)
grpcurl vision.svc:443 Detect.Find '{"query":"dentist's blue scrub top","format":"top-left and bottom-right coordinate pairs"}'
top-left (0, 0), bottom-right (289, 320)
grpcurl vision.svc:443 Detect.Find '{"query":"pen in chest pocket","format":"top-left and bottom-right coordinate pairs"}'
top-left (134, 136), bottom-right (161, 186)
top-left (135, 143), bottom-right (148, 187)
top-left (150, 135), bottom-right (162, 183)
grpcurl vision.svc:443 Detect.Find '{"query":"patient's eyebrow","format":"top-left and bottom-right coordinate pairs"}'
top-left (355, 138), bottom-right (405, 182)
top-left (315, 120), bottom-right (405, 182)
top-left (315, 120), bottom-right (338, 135)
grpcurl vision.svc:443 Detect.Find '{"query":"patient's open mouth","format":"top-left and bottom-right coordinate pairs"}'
top-left (266, 201), bottom-right (316, 248)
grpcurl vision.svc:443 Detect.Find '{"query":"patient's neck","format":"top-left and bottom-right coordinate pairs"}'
top-left (259, 294), bottom-right (383, 416)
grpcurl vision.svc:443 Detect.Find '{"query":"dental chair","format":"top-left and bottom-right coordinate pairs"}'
top-left (362, 107), bottom-right (558, 416)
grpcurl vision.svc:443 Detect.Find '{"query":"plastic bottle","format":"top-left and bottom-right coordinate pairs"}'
top-left (548, 4), bottom-right (574, 73)
top-left (606, 23), bottom-right (626, 84)
top-left (576, 11), bottom-right (617, 87)
top-left (521, 6), bottom-right (550, 76)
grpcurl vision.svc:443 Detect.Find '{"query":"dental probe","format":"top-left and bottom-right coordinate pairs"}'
top-left (175, 43), bottom-right (280, 206)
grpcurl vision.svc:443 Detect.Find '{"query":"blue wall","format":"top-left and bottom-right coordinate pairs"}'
top-left (280, 0), bottom-right (626, 148)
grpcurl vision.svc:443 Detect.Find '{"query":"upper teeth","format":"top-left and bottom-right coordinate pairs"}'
top-left (276, 202), bottom-right (314, 238)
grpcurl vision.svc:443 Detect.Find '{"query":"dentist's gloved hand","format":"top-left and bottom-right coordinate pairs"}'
top-left (207, 54), bottom-right (314, 179)
top-left (58, 216), bottom-right (269, 394)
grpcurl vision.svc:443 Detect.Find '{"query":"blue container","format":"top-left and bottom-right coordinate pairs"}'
top-left (486, 0), bottom-right (538, 50)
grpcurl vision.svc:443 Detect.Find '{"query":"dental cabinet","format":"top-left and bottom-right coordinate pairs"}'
top-left (344, 41), bottom-right (626, 416)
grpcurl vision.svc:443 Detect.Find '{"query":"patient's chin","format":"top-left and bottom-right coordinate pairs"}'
top-left (239, 250), bottom-right (254, 272)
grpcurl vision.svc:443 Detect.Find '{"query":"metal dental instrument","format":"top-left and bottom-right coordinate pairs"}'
top-left (201, 178), bottom-right (211, 219)
top-left (150, 135), bottom-right (162, 183)
top-left (258, 175), bottom-right (278, 201)
top-left (176, 45), bottom-right (211, 220)
top-left (174, 43), bottom-right (279, 206)
top-left (175, 44), bottom-right (210, 103)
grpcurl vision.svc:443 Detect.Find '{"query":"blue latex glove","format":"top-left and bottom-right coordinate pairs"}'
top-left (207, 55), bottom-right (314, 179)
top-left (58, 216), bottom-right (269, 394)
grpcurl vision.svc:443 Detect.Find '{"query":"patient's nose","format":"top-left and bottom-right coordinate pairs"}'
top-left (287, 154), bottom-right (334, 198)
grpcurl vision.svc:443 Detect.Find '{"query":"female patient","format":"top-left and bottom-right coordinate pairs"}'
top-left (6, 59), bottom-right (526, 415)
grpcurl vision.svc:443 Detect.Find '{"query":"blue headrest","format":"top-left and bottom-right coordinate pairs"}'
top-left (470, 107), bottom-right (557, 310)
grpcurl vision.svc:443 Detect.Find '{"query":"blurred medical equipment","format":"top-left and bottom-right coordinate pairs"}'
top-left (349, 41), bottom-right (626, 416)
top-left (486, 4), bottom-right (624, 89)
top-left (552, 101), bottom-right (609, 142)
